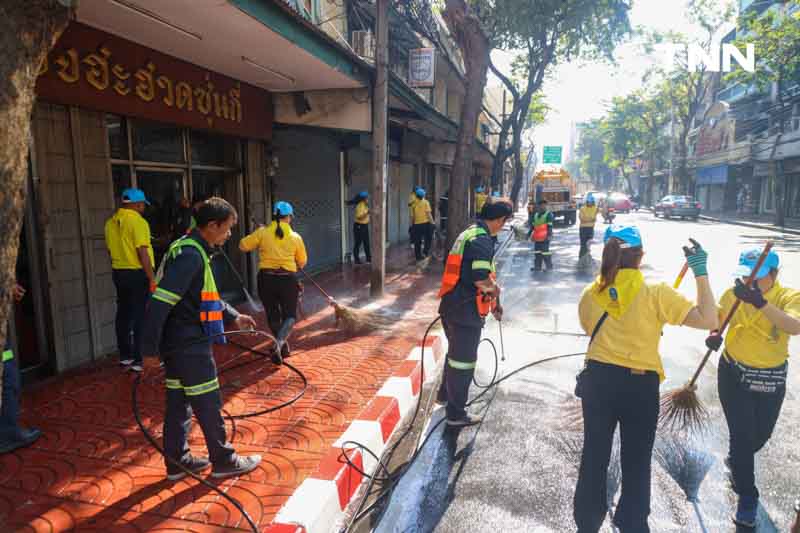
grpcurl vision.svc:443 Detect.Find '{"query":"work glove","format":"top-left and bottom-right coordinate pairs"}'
top-left (734, 278), bottom-right (767, 309)
top-left (683, 238), bottom-right (708, 277)
top-left (705, 331), bottom-right (723, 352)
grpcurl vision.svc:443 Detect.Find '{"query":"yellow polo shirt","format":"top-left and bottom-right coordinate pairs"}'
top-left (239, 221), bottom-right (308, 272)
top-left (355, 200), bottom-right (369, 224)
top-left (579, 205), bottom-right (599, 227)
top-left (408, 192), bottom-right (418, 220)
top-left (412, 199), bottom-right (432, 225)
top-left (104, 208), bottom-right (154, 270)
top-left (720, 282), bottom-right (800, 368)
top-left (475, 192), bottom-right (488, 214)
top-left (579, 269), bottom-right (695, 381)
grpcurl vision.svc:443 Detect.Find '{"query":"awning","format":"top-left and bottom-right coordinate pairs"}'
top-left (696, 164), bottom-right (728, 186)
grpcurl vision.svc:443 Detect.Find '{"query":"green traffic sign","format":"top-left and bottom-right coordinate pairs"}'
top-left (542, 146), bottom-right (562, 164)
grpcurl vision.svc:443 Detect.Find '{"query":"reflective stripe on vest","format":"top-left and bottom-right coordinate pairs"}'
top-left (2, 349), bottom-right (13, 362)
top-left (438, 225), bottom-right (489, 298)
top-left (157, 236), bottom-right (227, 344)
top-left (531, 212), bottom-right (551, 242)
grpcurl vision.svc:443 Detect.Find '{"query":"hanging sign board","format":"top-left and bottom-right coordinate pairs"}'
top-left (542, 146), bottom-right (563, 164)
top-left (409, 48), bottom-right (435, 87)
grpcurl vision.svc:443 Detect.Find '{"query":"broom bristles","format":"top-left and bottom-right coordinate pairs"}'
top-left (659, 384), bottom-right (709, 435)
top-left (333, 302), bottom-right (395, 335)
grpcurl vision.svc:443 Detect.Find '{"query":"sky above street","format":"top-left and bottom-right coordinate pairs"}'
top-left (488, 0), bottom-right (737, 168)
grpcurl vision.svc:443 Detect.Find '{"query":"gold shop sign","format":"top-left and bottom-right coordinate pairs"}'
top-left (36, 22), bottom-right (272, 141)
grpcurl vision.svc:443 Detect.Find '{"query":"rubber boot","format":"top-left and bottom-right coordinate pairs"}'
top-left (273, 318), bottom-right (296, 364)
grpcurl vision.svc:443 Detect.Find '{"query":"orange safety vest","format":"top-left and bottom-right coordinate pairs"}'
top-left (530, 211), bottom-right (551, 243)
top-left (438, 225), bottom-right (497, 317)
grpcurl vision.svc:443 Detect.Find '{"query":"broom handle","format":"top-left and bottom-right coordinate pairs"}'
top-left (298, 267), bottom-right (334, 301)
top-left (686, 240), bottom-right (774, 387)
top-left (673, 262), bottom-right (689, 289)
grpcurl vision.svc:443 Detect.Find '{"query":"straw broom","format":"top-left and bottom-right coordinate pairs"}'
top-left (299, 268), bottom-right (394, 335)
top-left (659, 241), bottom-right (774, 434)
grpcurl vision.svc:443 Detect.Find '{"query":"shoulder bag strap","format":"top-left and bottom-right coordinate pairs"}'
top-left (589, 311), bottom-right (609, 345)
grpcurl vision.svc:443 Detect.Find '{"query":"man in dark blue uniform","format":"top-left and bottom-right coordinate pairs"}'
top-left (436, 200), bottom-right (511, 427)
top-left (142, 197), bottom-right (261, 480)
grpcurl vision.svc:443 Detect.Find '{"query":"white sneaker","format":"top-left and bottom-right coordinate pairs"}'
top-left (120, 359), bottom-right (134, 366)
top-left (130, 364), bottom-right (143, 372)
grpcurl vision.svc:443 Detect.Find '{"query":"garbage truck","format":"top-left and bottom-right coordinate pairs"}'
top-left (529, 169), bottom-right (577, 225)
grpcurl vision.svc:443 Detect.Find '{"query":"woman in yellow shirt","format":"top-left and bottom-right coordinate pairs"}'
top-left (704, 249), bottom-right (800, 528)
top-left (239, 201), bottom-right (308, 363)
top-left (349, 191), bottom-right (371, 264)
top-left (574, 225), bottom-right (717, 533)
top-left (410, 187), bottom-right (434, 261)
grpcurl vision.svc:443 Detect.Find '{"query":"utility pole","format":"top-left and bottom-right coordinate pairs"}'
top-left (370, 0), bottom-right (389, 297)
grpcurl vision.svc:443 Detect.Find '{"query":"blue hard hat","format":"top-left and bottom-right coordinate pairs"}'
top-left (121, 188), bottom-right (150, 205)
top-left (415, 187), bottom-right (426, 198)
top-left (274, 201), bottom-right (294, 217)
top-left (358, 191), bottom-right (368, 199)
top-left (586, 194), bottom-right (595, 204)
top-left (476, 186), bottom-right (485, 193)
top-left (734, 248), bottom-right (779, 279)
top-left (604, 224), bottom-right (642, 248)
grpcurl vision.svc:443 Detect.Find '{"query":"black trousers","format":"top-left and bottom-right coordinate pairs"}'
top-left (163, 349), bottom-right (235, 468)
top-left (437, 318), bottom-right (482, 420)
top-left (411, 222), bottom-right (433, 260)
top-left (353, 223), bottom-right (371, 262)
top-left (258, 271), bottom-right (300, 335)
top-left (533, 240), bottom-right (552, 270)
top-left (579, 227), bottom-right (594, 257)
top-left (112, 269), bottom-right (150, 364)
top-left (718, 355), bottom-right (786, 499)
top-left (574, 361), bottom-right (660, 533)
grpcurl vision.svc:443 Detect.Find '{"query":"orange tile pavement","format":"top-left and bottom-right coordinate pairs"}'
top-left (2, 258), bottom-right (443, 532)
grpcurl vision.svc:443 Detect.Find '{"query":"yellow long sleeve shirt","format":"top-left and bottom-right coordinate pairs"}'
top-left (239, 221), bottom-right (308, 272)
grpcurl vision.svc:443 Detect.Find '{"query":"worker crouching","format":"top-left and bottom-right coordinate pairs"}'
top-left (705, 249), bottom-right (800, 528)
top-left (436, 200), bottom-right (512, 427)
top-left (573, 225), bottom-right (718, 533)
top-left (239, 201), bottom-right (308, 363)
top-left (142, 197), bottom-right (261, 480)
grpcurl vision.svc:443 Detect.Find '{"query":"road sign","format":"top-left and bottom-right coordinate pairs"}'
top-left (542, 146), bottom-right (562, 164)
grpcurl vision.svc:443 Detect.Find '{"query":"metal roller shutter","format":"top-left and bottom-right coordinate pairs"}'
top-left (272, 128), bottom-right (342, 271)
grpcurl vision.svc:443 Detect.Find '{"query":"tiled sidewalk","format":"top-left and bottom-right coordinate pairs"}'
top-left (2, 249), bottom-right (443, 532)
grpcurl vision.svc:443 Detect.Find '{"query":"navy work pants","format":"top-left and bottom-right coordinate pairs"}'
top-left (112, 269), bottom-right (150, 364)
top-left (411, 222), bottom-right (433, 260)
top-left (533, 239), bottom-right (552, 270)
top-left (353, 223), bottom-right (371, 263)
top-left (718, 355), bottom-right (785, 500)
top-left (574, 360), bottom-right (660, 533)
top-left (0, 355), bottom-right (22, 444)
top-left (437, 319), bottom-right (482, 421)
top-left (579, 227), bottom-right (594, 257)
top-left (163, 350), bottom-right (235, 467)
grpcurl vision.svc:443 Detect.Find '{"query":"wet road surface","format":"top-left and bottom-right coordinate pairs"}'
top-left (375, 212), bottom-right (800, 533)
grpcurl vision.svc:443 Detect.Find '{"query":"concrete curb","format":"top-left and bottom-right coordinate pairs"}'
top-left (268, 334), bottom-right (446, 533)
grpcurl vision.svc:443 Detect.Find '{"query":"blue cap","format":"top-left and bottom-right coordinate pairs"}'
top-left (415, 187), bottom-right (426, 198)
top-left (121, 188), bottom-right (150, 205)
top-left (586, 194), bottom-right (595, 204)
top-left (476, 186), bottom-right (484, 193)
top-left (734, 248), bottom-right (779, 279)
top-left (274, 201), bottom-right (294, 217)
top-left (358, 191), bottom-right (368, 199)
top-left (604, 224), bottom-right (642, 248)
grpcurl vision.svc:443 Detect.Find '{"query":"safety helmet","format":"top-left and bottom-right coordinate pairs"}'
top-left (274, 201), bottom-right (294, 217)
top-left (734, 248), bottom-right (780, 280)
top-left (476, 186), bottom-right (485, 193)
top-left (415, 187), bottom-right (426, 198)
top-left (586, 194), bottom-right (595, 204)
top-left (358, 190), bottom-right (368, 199)
top-left (604, 224), bottom-right (642, 248)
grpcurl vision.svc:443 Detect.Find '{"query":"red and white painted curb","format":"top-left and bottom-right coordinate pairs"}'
top-left (268, 334), bottom-right (445, 533)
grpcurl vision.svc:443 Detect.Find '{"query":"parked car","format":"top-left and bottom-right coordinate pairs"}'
top-left (609, 192), bottom-right (633, 213)
top-left (654, 195), bottom-right (702, 220)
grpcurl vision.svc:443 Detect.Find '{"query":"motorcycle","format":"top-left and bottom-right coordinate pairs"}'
top-left (602, 206), bottom-right (616, 224)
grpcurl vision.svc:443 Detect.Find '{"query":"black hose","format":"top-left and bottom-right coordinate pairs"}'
top-left (131, 329), bottom-right (310, 533)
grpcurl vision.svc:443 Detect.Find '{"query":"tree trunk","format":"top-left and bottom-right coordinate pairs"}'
top-left (647, 154), bottom-right (656, 207)
top-left (443, 0), bottom-right (490, 250)
top-left (775, 159), bottom-right (786, 227)
top-left (0, 1), bottom-right (71, 407)
top-left (509, 118), bottom-right (525, 207)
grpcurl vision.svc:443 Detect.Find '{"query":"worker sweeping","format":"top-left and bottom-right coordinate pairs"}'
top-left (239, 201), bottom-right (308, 363)
top-left (436, 200), bottom-right (512, 427)
top-left (573, 225), bottom-right (717, 533)
top-left (579, 194), bottom-right (599, 259)
top-left (142, 197), bottom-right (261, 480)
top-left (530, 199), bottom-right (554, 272)
top-left (704, 248), bottom-right (800, 528)
top-left (474, 186), bottom-right (488, 216)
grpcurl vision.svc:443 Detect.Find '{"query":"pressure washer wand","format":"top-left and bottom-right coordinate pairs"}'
top-left (215, 248), bottom-right (263, 311)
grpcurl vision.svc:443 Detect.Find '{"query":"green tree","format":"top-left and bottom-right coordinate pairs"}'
top-left (726, 0), bottom-right (800, 226)
top-left (575, 119), bottom-right (612, 189)
top-left (0, 1), bottom-right (71, 406)
top-left (602, 94), bottom-right (646, 195)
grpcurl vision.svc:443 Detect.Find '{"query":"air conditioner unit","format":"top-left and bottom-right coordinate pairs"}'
top-left (352, 30), bottom-right (374, 60)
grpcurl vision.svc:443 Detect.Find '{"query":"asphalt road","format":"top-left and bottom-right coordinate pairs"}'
top-left (374, 211), bottom-right (800, 533)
